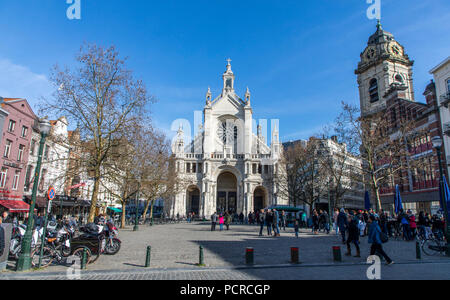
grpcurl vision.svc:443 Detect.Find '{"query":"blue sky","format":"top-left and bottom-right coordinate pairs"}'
top-left (1, 0), bottom-right (449, 143)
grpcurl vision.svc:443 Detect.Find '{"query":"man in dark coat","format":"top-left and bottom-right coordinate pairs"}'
top-left (211, 212), bottom-right (217, 231)
top-left (337, 209), bottom-right (348, 243)
top-left (258, 209), bottom-right (265, 236)
top-left (265, 210), bottom-right (273, 236)
top-left (345, 214), bottom-right (360, 257)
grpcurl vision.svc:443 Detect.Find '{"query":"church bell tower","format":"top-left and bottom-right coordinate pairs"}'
top-left (355, 21), bottom-right (415, 116)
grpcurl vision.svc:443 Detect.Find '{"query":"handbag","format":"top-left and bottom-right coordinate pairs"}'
top-left (380, 231), bottom-right (389, 243)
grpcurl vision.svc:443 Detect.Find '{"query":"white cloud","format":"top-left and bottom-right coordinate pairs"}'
top-left (0, 58), bottom-right (53, 110)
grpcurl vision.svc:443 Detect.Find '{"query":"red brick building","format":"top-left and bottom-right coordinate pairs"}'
top-left (378, 81), bottom-right (446, 213)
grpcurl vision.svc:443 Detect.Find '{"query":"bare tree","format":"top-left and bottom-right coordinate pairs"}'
top-left (337, 102), bottom-right (418, 210)
top-left (41, 44), bottom-right (153, 222)
top-left (280, 138), bottom-right (329, 215)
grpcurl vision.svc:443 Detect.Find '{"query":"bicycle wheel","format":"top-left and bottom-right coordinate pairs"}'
top-left (422, 239), bottom-right (440, 256)
top-left (72, 247), bottom-right (92, 264)
top-left (31, 247), bottom-right (54, 268)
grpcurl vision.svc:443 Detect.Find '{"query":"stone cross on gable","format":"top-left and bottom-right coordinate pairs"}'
top-left (226, 58), bottom-right (232, 65)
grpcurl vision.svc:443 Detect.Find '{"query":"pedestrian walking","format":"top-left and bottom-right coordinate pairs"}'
top-left (312, 210), bottom-right (319, 235)
top-left (258, 209), bottom-right (265, 236)
top-left (266, 210), bottom-right (273, 236)
top-left (294, 219), bottom-right (299, 238)
top-left (368, 215), bottom-right (394, 265)
top-left (273, 209), bottom-right (280, 237)
top-left (333, 208), bottom-right (339, 236)
top-left (345, 213), bottom-right (361, 257)
top-left (211, 212), bottom-right (217, 231)
top-left (322, 210), bottom-right (330, 234)
top-left (1, 211), bottom-right (12, 224)
top-left (280, 211), bottom-right (286, 231)
top-left (219, 214), bottom-right (224, 231)
top-left (398, 209), bottom-right (411, 241)
top-left (337, 208), bottom-right (348, 243)
top-left (225, 212), bottom-right (231, 230)
top-left (408, 210), bottom-right (417, 239)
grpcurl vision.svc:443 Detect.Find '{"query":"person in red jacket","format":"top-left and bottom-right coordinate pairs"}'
top-left (408, 210), bottom-right (417, 239)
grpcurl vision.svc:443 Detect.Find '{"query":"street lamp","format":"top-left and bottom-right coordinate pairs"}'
top-left (16, 118), bottom-right (52, 271)
top-left (133, 179), bottom-right (140, 232)
top-left (432, 136), bottom-right (450, 257)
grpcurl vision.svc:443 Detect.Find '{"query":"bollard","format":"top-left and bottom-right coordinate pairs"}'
top-left (246, 247), bottom-right (254, 265)
top-left (332, 246), bottom-right (342, 262)
top-left (198, 246), bottom-right (205, 267)
top-left (81, 248), bottom-right (87, 270)
top-left (291, 247), bottom-right (300, 264)
top-left (145, 246), bottom-right (152, 267)
top-left (416, 241), bottom-right (422, 260)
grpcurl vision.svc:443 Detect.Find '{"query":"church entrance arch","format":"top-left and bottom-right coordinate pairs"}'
top-left (186, 185), bottom-right (200, 216)
top-left (253, 186), bottom-right (268, 211)
top-left (216, 172), bottom-right (237, 214)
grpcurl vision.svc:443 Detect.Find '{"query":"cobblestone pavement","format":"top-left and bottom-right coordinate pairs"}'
top-left (2, 222), bottom-right (449, 278)
top-left (2, 261), bottom-right (450, 280)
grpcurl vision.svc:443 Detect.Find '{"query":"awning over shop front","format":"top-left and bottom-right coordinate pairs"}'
top-left (0, 200), bottom-right (31, 213)
top-left (107, 207), bottom-right (122, 213)
top-left (23, 196), bottom-right (48, 208)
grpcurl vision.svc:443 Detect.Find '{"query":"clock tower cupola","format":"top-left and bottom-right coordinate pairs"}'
top-left (355, 21), bottom-right (415, 116)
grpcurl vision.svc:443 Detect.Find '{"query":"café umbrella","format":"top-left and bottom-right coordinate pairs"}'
top-left (395, 185), bottom-right (403, 214)
top-left (442, 175), bottom-right (450, 221)
top-left (364, 191), bottom-right (371, 210)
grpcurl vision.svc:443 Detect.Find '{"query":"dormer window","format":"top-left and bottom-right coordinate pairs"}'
top-left (369, 78), bottom-right (379, 103)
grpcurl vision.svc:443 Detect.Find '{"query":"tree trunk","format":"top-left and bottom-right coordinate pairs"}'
top-left (371, 174), bottom-right (381, 211)
top-left (149, 200), bottom-right (155, 222)
top-left (88, 171), bottom-right (101, 223)
top-left (121, 201), bottom-right (126, 229)
top-left (142, 197), bottom-right (152, 221)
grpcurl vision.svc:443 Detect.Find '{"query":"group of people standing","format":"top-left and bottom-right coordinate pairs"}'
top-left (210, 212), bottom-right (232, 231)
top-left (257, 209), bottom-right (286, 237)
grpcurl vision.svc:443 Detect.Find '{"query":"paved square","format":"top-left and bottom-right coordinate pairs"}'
top-left (5, 222), bottom-right (448, 274)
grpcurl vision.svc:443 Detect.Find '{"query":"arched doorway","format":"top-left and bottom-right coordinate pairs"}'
top-left (254, 187), bottom-right (267, 211)
top-left (186, 186), bottom-right (200, 216)
top-left (216, 172), bottom-right (237, 214)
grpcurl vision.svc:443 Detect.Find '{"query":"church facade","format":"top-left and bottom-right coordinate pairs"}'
top-left (168, 60), bottom-right (288, 219)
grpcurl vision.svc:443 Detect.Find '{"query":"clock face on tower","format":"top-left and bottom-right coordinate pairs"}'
top-left (389, 42), bottom-right (403, 57)
top-left (364, 46), bottom-right (376, 61)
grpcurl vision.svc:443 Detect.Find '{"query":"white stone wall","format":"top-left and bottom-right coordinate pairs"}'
top-left (431, 58), bottom-right (450, 177)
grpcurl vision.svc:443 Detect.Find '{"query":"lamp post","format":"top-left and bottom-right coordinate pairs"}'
top-left (432, 136), bottom-right (450, 257)
top-left (133, 179), bottom-right (140, 231)
top-left (16, 118), bottom-right (52, 271)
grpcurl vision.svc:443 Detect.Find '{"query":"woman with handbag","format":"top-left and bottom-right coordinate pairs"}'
top-left (368, 215), bottom-right (394, 265)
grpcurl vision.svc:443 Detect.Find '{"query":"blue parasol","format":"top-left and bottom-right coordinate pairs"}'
top-left (364, 191), bottom-right (371, 210)
top-left (442, 175), bottom-right (450, 221)
top-left (395, 185), bottom-right (403, 214)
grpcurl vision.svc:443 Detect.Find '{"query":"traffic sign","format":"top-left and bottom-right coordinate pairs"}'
top-left (47, 186), bottom-right (56, 201)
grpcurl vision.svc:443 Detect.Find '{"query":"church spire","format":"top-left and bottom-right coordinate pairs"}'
top-left (222, 58), bottom-right (235, 94)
